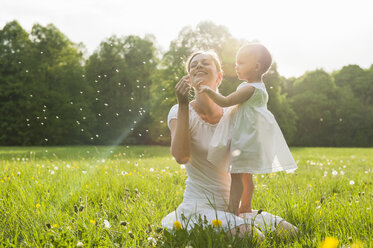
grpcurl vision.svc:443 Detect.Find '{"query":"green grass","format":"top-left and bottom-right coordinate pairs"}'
top-left (0, 146), bottom-right (372, 247)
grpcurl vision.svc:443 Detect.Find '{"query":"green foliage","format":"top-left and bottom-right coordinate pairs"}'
top-left (85, 35), bottom-right (158, 145)
top-left (0, 146), bottom-right (372, 247)
top-left (1, 20), bottom-right (373, 146)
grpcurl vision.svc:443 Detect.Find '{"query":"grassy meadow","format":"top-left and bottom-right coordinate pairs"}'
top-left (0, 146), bottom-right (372, 247)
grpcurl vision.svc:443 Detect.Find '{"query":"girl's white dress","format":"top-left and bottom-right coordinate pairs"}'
top-left (207, 82), bottom-right (298, 174)
top-left (161, 104), bottom-right (287, 231)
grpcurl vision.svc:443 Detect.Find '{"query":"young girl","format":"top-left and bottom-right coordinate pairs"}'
top-left (198, 43), bottom-right (297, 216)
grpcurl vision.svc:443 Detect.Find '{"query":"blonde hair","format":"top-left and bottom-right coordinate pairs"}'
top-left (185, 50), bottom-right (223, 74)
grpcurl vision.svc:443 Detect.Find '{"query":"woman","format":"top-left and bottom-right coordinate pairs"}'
top-left (161, 50), bottom-right (297, 238)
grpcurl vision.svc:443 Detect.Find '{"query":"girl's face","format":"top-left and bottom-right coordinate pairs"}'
top-left (189, 54), bottom-right (222, 89)
top-left (235, 49), bottom-right (259, 81)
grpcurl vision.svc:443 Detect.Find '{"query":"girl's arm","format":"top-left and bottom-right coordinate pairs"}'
top-left (170, 76), bottom-right (191, 164)
top-left (199, 84), bottom-right (255, 107)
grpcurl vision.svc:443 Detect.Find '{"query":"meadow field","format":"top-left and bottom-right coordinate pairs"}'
top-left (0, 146), bottom-right (372, 247)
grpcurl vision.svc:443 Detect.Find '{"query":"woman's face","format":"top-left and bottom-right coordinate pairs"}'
top-left (189, 54), bottom-right (221, 89)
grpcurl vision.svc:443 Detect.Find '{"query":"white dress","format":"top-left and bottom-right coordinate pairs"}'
top-left (208, 82), bottom-right (298, 174)
top-left (161, 103), bottom-right (285, 231)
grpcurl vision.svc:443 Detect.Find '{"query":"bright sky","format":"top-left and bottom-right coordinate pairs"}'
top-left (1, 0), bottom-right (373, 77)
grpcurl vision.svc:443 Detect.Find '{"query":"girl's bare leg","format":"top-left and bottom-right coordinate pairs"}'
top-left (239, 173), bottom-right (254, 214)
top-left (227, 173), bottom-right (243, 216)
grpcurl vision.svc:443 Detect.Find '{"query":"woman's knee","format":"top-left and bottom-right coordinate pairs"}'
top-left (276, 220), bottom-right (298, 237)
top-left (229, 224), bottom-right (264, 241)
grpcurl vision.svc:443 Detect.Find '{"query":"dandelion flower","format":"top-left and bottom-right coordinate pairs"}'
top-left (173, 221), bottom-right (181, 230)
top-left (52, 224), bottom-right (58, 228)
top-left (36, 203), bottom-right (41, 208)
top-left (211, 219), bottom-right (222, 227)
top-left (351, 240), bottom-right (364, 248)
top-left (320, 237), bottom-right (338, 248)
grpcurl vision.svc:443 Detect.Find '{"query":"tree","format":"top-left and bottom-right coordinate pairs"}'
top-left (289, 70), bottom-right (340, 146)
top-left (85, 35), bottom-right (158, 145)
top-left (0, 21), bottom-right (32, 145)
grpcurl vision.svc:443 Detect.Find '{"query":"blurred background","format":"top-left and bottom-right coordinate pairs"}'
top-left (1, 0), bottom-right (372, 147)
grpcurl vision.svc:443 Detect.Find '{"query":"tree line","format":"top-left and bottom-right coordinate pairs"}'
top-left (1, 20), bottom-right (372, 147)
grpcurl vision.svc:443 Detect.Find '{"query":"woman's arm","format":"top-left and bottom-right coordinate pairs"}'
top-left (199, 85), bottom-right (255, 107)
top-left (170, 76), bottom-right (191, 164)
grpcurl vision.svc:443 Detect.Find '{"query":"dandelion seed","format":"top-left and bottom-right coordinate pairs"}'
top-left (340, 171), bottom-right (344, 175)
top-left (121, 171), bottom-right (128, 175)
top-left (66, 164), bottom-right (71, 168)
top-left (173, 221), bottom-right (181, 230)
top-left (149, 168), bottom-right (154, 172)
top-left (76, 241), bottom-right (84, 247)
top-left (103, 219), bottom-right (111, 228)
top-left (349, 180), bottom-right (355, 185)
top-left (82, 171), bottom-right (87, 174)
top-left (232, 149), bottom-right (241, 157)
top-left (50, 170), bottom-right (55, 175)
top-left (211, 219), bottom-right (222, 227)
top-left (332, 170), bottom-right (338, 176)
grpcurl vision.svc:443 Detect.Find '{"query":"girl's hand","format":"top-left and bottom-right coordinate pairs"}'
top-left (175, 75), bottom-right (191, 105)
top-left (198, 85), bottom-right (212, 94)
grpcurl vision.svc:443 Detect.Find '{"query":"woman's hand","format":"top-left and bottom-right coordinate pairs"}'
top-left (175, 75), bottom-right (191, 105)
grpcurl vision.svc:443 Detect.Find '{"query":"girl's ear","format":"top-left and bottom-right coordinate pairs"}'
top-left (255, 62), bottom-right (261, 72)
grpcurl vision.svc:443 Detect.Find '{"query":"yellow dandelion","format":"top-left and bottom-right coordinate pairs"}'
top-left (52, 224), bottom-right (58, 228)
top-left (90, 220), bottom-right (96, 224)
top-left (211, 219), bottom-right (222, 227)
top-left (70, 192), bottom-right (73, 196)
top-left (173, 221), bottom-right (181, 230)
top-left (320, 237), bottom-right (339, 248)
top-left (36, 203), bottom-right (41, 208)
top-left (85, 185), bottom-right (89, 188)
top-left (351, 241), bottom-right (364, 248)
